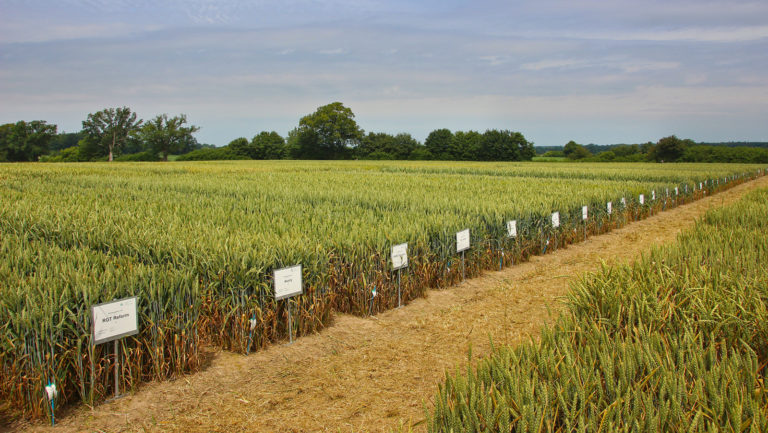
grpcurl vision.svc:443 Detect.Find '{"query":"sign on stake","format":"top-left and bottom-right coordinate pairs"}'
top-left (505, 220), bottom-right (518, 269)
top-left (274, 265), bottom-right (303, 343)
top-left (91, 296), bottom-right (138, 400)
top-left (456, 229), bottom-right (470, 280)
top-left (391, 243), bottom-right (408, 307)
top-left (550, 212), bottom-right (560, 251)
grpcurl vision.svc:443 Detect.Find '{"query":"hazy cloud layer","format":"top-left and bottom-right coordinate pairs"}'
top-left (1, 0), bottom-right (766, 145)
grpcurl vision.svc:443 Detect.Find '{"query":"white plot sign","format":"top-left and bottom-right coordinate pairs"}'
top-left (456, 229), bottom-right (470, 252)
top-left (639, 194), bottom-right (645, 205)
top-left (621, 197), bottom-right (626, 207)
top-left (551, 211), bottom-right (560, 228)
top-left (582, 206), bottom-right (588, 221)
top-left (92, 297), bottom-right (138, 345)
top-left (274, 265), bottom-right (303, 301)
top-left (607, 202), bottom-right (612, 215)
top-left (391, 243), bottom-right (408, 270)
top-left (652, 190), bottom-right (656, 201)
top-left (507, 220), bottom-right (517, 238)
top-left (506, 220), bottom-right (517, 238)
top-left (675, 187), bottom-right (679, 196)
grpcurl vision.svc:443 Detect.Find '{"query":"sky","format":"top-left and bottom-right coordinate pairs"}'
top-left (1, 0), bottom-right (767, 147)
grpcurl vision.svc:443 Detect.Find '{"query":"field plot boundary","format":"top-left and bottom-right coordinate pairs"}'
top-left (427, 180), bottom-right (768, 432)
top-left (10, 172), bottom-right (768, 432)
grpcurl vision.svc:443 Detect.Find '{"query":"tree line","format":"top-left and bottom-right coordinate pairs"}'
top-left (179, 102), bottom-right (535, 162)
top-left (1, 102), bottom-right (535, 163)
top-left (3, 102), bottom-right (764, 163)
top-left (543, 136), bottom-right (768, 164)
top-left (0, 108), bottom-right (202, 163)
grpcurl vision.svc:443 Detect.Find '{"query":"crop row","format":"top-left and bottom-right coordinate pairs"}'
top-left (427, 179), bottom-right (768, 432)
top-left (0, 161), bottom-right (764, 420)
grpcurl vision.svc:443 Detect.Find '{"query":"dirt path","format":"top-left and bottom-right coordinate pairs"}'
top-left (16, 176), bottom-right (768, 433)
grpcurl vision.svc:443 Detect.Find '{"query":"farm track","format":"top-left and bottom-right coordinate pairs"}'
top-left (14, 175), bottom-right (768, 433)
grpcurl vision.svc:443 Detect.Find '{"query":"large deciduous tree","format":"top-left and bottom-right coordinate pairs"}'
top-left (295, 102), bottom-right (363, 159)
top-left (475, 130), bottom-right (532, 161)
top-left (81, 107), bottom-right (142, 161)
top-left (139, 114), bottom-right (199, 161)
top-left (357, 132), bottom-right (419, 160)
top-left (227, 137), bottom-right (251, 157)
top-left (649, 135), bottom-right (693, 162)
top-left (0, 120), bottom-right (57, 162)
top-left (230, 132), bottom-right (286, 159)
top-left (453, 130), bottom-right (482, 161)
top-left (251, 131), bottom-right (286, 159)
top-left (424, 128), bottom-right (454, 160)
top-left (479, 129), bottom-right (518, 161)
top-left (563, 140), bottom-right (591, 160)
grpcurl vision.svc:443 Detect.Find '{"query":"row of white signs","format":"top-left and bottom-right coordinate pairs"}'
top-left (92, 175), bottom-right (752, 345)
top-left (389, 183), bottom-right (717, 271)
top-left (92, 264), bottom-right (306, 345)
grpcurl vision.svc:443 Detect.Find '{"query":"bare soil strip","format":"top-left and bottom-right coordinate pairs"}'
top-left (15, 176), bottom-right (768, 433)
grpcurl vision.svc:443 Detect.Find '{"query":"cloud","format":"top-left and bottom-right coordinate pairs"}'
top-left (0, 22), bottom-right (134, 43)
top-left (520, 59), bottom-right (584, 71)
top-left (478, 55), bottom-right (506, 66)
top-left (0, 0), bottom-right (767, 146)
top-left (572, 25), bottom-right (768, 43)
top-left (318, 48), bottom-right (346, 55)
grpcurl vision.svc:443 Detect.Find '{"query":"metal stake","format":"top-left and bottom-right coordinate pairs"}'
top-left (114, 340), bottom-right (119, 399)
top-left (397, 268), bottom-right (401, 308)
top-left (89, 345), bottom-right (95, 405)
top-left (461, 250), bottom-right (465, 281)
top-left (287, 300), bottom-right (293, 344)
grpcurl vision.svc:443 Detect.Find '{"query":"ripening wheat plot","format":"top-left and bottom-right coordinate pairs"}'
top-left (0, 160), bottom-right (764, 420)
top-left (428, 185), bottom-right (768, 433)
